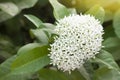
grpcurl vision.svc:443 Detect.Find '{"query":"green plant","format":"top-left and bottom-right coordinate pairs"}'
top-left (0, 0), bottom-right (120, 80)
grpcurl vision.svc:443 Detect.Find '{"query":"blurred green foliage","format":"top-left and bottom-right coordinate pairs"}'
top-left (0, 0), bottom-right (120, 80)
top-left (0, 0), bottom-right (38, 22)
top-left (0, 0), bottom-right (53, 60)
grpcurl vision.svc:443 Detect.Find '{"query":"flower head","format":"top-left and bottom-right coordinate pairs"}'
top-left (49, 14), bottom-right (104, 73)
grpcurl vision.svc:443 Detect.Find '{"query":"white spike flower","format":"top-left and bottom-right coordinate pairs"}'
top-left (48, 14), bottom-right (104, 73)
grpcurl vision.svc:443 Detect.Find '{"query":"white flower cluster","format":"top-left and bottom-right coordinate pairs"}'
top-left (49, 14), bottom-right (104, 73)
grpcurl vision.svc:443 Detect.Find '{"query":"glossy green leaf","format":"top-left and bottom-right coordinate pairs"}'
top-left (24, 14), bottom-right (55, 29)
top-left (68, 70), bottom-right (86, 80)
top-left (17, 43), bottom-right (44, 55)
top-left (68, 8), bottom-right (77, 14)
top-left (86, 5), bottom-right (105, 24)
top-left (0, 56), bottom-right (16, 77)
top-left (12, 55), bottom-right (50, 74)
top-left (103, 37), bottom-right (120, 48)
top-left (11, 43), bottom-right (50, 74)
top-left (0, 2), bottom-right (19, 22)
top-left (93, 50), bottom-right (120, 80)
top-left (0, 0), bottom-right (38, 22)
top-left (49, 0), bottom-right (70, 19)
top-left (24, 14), bottom-right (43, 28)
top-left (94, 50), bottom-right (119, 70)
top-left (94, 67), bottom-right (120, 80)
top-left (24, 14), bottom-right (55, 43)
top-left (107, 46), bottom-right (120, 61)
top-left (39, 69), bottom-right (86, 80)
top-left (25, 14), bottom-right (55, 29)
top-left (29, 23), bottom-right (55, 43)
top-left (43, 23), bottom-right (55, 30)
top-left (15, 0), bottom-right (38, 9)
top-left (0, 2), bottom-right (19, 16)
top-left (30, 29), bottom-right (49, 43)
top-left (78, 66), bottom-right (91, 80)
top-left (39, 69), bottom-right (68, 80)
top-left (113, 10), bottom-right (120, 38)
top-left (103, 37), bottom-right (120, 60)
top-left (0, 56), bottom-right (29, 80)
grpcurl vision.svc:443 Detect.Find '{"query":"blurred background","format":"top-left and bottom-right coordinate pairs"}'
top-left (0, 0), bottom-right (54, 63)
top-left (0, 0), bottom-right (120, 65)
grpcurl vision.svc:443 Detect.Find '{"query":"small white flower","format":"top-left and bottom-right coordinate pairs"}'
top-left (49, 14), bottom-right (104, 73)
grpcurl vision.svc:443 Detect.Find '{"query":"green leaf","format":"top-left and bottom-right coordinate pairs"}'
top-left (17, 43), bottom-right (44, 55)
top-left (103, 37), bottom-right (120, 48)
top-left (93, 50), bottom-right (119, 70)
top-left (24, 14), bottom-right (43, 28)
top-left (29, 23), bottom-right (55, 43)
top-left (11, 43), bottom-right (50, 74)
top-left (113, 10), bottom-right (120, 38)
top-left (0, 0), bottom-right (38, 22)
top-left (24, 14), bottom-right (55, 29)
top-left (107, 46), bottom-right (120, 61)
top-left (39, 69), bottom-right (86, 80)
top-left (68, 8), bottom-right (77, 14)
top-left (93, 50), bottom-right (120, 80)
top-left (94, 67), bottom-right (120, 80)
top-left (103, 37), bottom-right (120, 60)
top-left (15, 0), bottom-right (38, 9)
top-left (43, 23), bottom-right (55, 30)
top-left (0, 2), bottom-right (19, 22)
top-left (24, 14), bottom-right (56, 29)
top-left (39, 69), bottom-right (68, 80)
top-left (30, 29), bottom-right (49, 43)
top-left (12, 55), bottom-right (50, 74)
top-left (0, 56), bottom-right (16, 77)
top-left (86, 5), bottom-right (105, 24)
top-left (83, 61), bottom-right (94, 80)
top-left (49, 0), bottom-right (70, 19)
top-left (24, 15), bottom-right (56, 43)
top-left (68, 70), bottom-right (86, 80)
top-left (0, 2), bottom-right (19, 16)
top-left (78, 66), bottom-right (91, 80)
top-left (0, 56), bottom-right (30, 80)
